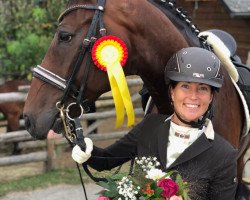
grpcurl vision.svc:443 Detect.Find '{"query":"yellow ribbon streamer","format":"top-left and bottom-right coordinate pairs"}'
top-left (99, 44), bottom-right (135, 127)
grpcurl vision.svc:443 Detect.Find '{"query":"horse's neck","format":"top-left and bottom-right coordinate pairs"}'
top-left (138, 0), bottom-right (207, 114)
top-left (105, 0), bottom-right (189, 114)
top-left (123, 1), bottom-right (191, 114)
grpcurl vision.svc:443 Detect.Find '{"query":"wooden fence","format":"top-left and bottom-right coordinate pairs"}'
top-left (0, 77), bottom-right (144, 171)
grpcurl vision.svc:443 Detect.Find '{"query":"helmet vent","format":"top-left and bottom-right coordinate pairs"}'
top-left (186, 64), bottom-right (191, 68)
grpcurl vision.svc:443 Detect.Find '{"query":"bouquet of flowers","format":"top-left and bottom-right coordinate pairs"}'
top-left (97, 157), bottom-right (190, 200)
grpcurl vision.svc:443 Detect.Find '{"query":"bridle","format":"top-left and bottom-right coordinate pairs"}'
top-left (33, 0), bottom-right (106, 108)
top-left (32, 0), bottom-right (112, 185)
top-left (33, 0), bottom-right (135, 188)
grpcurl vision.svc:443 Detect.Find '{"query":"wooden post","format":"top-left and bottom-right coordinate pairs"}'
top-left (45, 138), bottom-right (55, 172)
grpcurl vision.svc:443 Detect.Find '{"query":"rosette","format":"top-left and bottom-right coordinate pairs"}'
top-left (92, 35), bottom-right (134, 127)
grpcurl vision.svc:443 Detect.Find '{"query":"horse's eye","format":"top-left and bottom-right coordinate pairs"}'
top-left (58, 31), bottom-right (73, 43)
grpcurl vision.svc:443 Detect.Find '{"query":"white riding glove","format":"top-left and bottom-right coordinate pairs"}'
top-left (71, 138), bottom-right (93, 164)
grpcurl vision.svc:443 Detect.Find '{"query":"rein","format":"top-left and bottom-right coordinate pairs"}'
top-left (33, 0), bottom-right (110, 194)
top-left (33, 0), bottom-right (135, 193)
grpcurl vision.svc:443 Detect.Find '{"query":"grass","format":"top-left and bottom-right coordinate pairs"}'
top-left (0, 163), bottom-right (131, 197)
top-left (0, 168), bottom-right (89, 197)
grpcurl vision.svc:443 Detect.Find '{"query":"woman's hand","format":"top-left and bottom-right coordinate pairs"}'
top-left (71, 138), bottom-right (93, 164)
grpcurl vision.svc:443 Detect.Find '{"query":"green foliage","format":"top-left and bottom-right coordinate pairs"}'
top-left (97, 173), bottom-right (128, 198)
top-left (0, 0), bottom-right (67, 80)
top-left (96, 157), bottom-right (190, 200)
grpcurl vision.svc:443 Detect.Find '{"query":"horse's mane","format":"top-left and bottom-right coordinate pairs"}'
top-left (149, 0), bottom-right (206, 47)
top-left (150, 1), bottom-right (240, 81)
top-left (65, 0), bottom-right (207, 48)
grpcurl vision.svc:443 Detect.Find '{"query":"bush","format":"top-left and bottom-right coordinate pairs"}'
top-left (0, 0), bottom-right (67, 80)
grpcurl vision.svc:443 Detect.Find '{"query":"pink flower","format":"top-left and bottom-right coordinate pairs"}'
top-left (157, 178), bottom-right (179, 198)
top-left (170, 195), bottom-right (183, 200)
top-left (98, 196), bottom-right (111, 200)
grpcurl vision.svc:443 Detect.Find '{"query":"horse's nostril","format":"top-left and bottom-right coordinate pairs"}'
top-left (23, 114), bottom-right (31, 130)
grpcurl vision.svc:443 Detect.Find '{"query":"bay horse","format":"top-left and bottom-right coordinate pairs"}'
top-left (23, 0), bottom-right (248, 178)
top-left (0, 80), bottom-right (28, 131)
top-left (0, 79), bottom-right (30, 154)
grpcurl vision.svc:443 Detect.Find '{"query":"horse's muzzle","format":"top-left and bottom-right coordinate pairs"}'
top-left (23, 113), bottom-right (38, 139)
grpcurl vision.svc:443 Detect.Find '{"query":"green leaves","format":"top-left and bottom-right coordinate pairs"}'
top-left (32, 7), bottom-right (47, 23)
top-left (97, 180), bottom-right (119, 197)
top-left (147, 181), bottom-right (164, 199)
top-left (174, 173), bottom-right (190, 200)
top-left (0, 0), bottom-right (67, 80)
top-left (95, 158), bottom-right (191, 200)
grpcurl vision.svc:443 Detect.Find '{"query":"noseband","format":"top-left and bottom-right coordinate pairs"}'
top-left (33, 0), bottom-right (107, 107)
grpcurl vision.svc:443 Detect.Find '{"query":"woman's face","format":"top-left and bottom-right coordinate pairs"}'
top-left (171, 82), bottom-right (213, 126)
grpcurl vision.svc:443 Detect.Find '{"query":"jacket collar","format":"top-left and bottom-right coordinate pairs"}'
top-left (165, 116), bottom-right (215, 140)
top-left (157, 121), bottom-right (170, 170)
top-left (168, 133), bottom-right (212, 169)
top-left (157, 118), bottom-right (214, 170)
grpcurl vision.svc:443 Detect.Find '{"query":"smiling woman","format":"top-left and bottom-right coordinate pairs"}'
top-left (72, 47), bottom-right (238, 200)
top-left (170, 82), bottom-right (213, 126)
top-left (165, 47), bottom-right (223, 128)
top-left (22, 0), bottom-right (247, 198)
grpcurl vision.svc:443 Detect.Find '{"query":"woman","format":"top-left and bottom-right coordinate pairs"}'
top-left (72, 47), bottom-right (238, 199)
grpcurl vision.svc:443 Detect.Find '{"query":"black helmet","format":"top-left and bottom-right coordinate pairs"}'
top-left (165, 47), bottom-right (223, 88)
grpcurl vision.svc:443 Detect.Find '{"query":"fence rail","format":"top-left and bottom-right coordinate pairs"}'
top-left (0, 130), bottom-right (130, 167)
top-left (0, 78), bottom-right (143, 103)
top-left (0, 77), bottom-right (144, 170)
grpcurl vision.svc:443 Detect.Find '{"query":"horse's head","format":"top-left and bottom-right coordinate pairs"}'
top-left (23, 0), bottom-right (110, 139)
top-left (23, 0), bottom-right (189, 139)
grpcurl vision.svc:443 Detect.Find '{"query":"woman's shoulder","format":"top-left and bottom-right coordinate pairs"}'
top-left (143, 113), bottom-right (168, 122)
top-left (213, 133), bottom-right (237, 153)
top-left (136, 113), bottom-right (168, 134)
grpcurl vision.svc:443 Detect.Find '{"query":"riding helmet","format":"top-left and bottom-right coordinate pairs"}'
top-left (164, 47), bottom-right (223, 88)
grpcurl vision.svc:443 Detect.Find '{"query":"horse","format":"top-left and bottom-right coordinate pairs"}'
top-left (0, 79), bottom-right (30, 154)
top-left (23, 0), bottom-right (248, 179)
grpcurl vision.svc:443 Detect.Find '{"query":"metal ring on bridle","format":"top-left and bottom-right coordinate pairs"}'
top-left (66, 102), bottom-right (84, 120)
top-left (56, 101), bottom-right (64, 110)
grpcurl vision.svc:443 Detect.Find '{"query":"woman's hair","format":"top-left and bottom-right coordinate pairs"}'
top-left (169, 80), bottom-right (216, 92)
top-left (168, 80), bottom-right (216, 103)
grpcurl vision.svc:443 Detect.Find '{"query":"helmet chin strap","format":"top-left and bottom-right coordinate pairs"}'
top-left (174, 104), bottom-right (213, 130)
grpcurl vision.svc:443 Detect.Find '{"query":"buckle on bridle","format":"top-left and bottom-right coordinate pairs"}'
top-left (83, 38), bottom-right (91, 46)
top-left (66, 102), bottom-right (84, 120)
top-left (56, 101), bottom-right (86, 150)
top-left (56, 102), bottom-right (76, 142)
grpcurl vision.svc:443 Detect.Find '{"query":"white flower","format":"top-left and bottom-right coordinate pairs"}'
top-left (146, 168), bottom-right (166, 180)
top-left (117, 176), bottom-right (140, 199)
